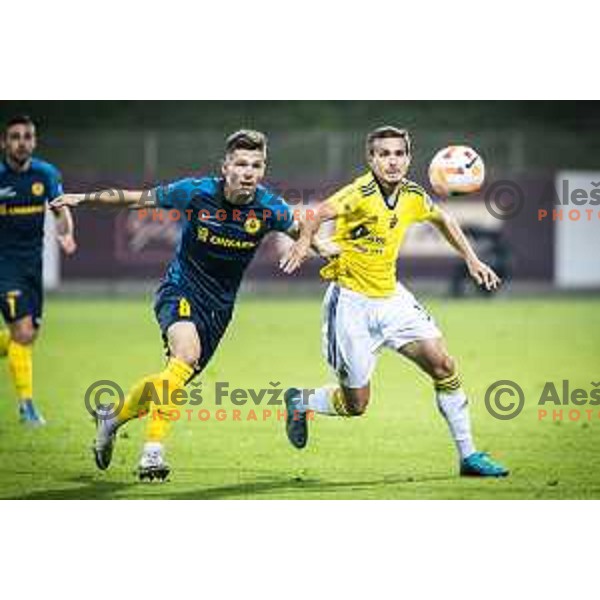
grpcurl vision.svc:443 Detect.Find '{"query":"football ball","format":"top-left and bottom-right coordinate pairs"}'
top-left (428, 146), bottom-right (485, 196)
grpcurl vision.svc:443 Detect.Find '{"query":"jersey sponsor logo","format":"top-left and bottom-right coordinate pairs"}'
top-left (0, 204), bottom-right (45, 217)
top-left (196, 225), bottom-right (258, 250)
top-left (31, 182), bottom-right (45, 197)
top-left (0, 186), bottom-right (17, 199)
top-left (243, 216), bottom-right (262, 235)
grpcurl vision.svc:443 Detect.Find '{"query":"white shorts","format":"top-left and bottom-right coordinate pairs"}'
top-left (321, 283), bottom-right (442, 388)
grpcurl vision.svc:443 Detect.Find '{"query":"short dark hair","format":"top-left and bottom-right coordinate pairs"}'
top-left (4, 115), bottom-right (36, 134)
top-left (366, 126), bottom-right (411, 156)
top-left (225, 129), bottom-right (267, 156)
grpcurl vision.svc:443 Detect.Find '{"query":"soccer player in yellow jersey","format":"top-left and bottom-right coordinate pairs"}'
top-left (280, 126), bottom-right (509, 477)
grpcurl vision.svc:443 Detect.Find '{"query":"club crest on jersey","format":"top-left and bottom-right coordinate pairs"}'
top-left (244, 217), bottom-right (261, 235)
top-left (31, 182), bottom-right (45, 197)
top-left (197, 226), bottom-right (210, 242)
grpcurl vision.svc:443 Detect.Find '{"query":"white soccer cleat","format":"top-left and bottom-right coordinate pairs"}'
top-left (93, 408), bottom-right (117, 470)
top-left (137, 444), bottom-right (171, 482)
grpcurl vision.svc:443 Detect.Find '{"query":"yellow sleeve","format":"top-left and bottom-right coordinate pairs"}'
top-left (416, 190), bottom-right (442, 222)
top-left (324, 183), bottom-right (362, 216)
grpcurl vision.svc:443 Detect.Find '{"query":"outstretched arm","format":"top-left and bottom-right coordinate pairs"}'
top-left (283, 219), bottom-right (340, 262)
top-left (50, 189), bottom-right (156, 210)
top-left (280, 200), bottom-right (339, 273)
top-left (429, 206), bottom-right (501, 291)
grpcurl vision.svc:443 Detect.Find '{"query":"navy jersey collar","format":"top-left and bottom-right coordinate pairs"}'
top-left (3, 156), bottom-right (33, 175)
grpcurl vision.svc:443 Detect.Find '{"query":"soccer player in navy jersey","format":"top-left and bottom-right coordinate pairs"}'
top-left (52, 129), bottom-right (335, 480)
top-left (0, 116), bottom-right (77, 425)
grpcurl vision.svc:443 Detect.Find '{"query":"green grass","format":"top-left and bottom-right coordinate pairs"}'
top-left (1, 294), bottom-right (599, 499)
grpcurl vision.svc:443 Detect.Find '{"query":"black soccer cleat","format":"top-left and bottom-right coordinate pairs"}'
top-left (284, 387), bottom-right (308, 449)
top-left (137, 464), bottom-right (171, 482)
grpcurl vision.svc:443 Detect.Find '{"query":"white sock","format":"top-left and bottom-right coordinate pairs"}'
top-left (143, 441), bottom-right (164, 455)
top-left (295, 386), bottom-right (340, 415)
top-left (436, 388), bottom-right (476, 460)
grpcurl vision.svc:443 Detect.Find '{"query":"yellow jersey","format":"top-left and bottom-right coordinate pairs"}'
top-left (320, 171), bottom-right (441, 298)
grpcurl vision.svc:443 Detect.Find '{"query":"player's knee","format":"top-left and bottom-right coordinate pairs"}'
top-left (167, 323), bottom-right (201, 368)
top-left (172, 346), bottom-right (200, 368)
top-left (11, 325), bottom-right (37, 345)
top-left (431, 354), bottom-right (456, 380)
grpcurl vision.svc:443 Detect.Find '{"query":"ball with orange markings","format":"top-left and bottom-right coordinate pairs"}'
top-left (428, 145), bottom-right (485, 196)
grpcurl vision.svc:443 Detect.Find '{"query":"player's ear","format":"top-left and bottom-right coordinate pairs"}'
top-left (366, 151), bottom-right (375, 170)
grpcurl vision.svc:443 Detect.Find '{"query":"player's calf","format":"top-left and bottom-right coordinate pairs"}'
top-left (429, 354), bottom-right (456, 382)
top-left (6, 317), bottom-right (43, 425)
top-left (339, 385), bottom-right (370, 416)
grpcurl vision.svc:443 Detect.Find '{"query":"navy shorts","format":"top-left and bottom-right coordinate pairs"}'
top-left (154, 282), bottom-right (233, 375)
top-left (0, 274), bottom-right (44, 328)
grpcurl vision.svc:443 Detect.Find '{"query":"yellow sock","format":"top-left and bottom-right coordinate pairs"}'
top-left (0, 329), bottom-right (10, 357)
top-left (331, 387), bottom-right (352, 416)
top-left (7, 340), bottom-right (33, 400)
top-left (434, 372), bottom-right (462, 392)
top-left (117, 373), bottom-right (160, 423)
top-left (117, 358), bottom-right (194, 437)
top-left (146, 404), bottom-right (172, 442)
top-left (145, 358), bottom-right (195, 443)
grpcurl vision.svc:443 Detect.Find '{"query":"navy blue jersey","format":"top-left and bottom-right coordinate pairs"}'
top-left (154, 177), bottom-right (294, 309)
top-left (0, 158), bottom-right (63, 285)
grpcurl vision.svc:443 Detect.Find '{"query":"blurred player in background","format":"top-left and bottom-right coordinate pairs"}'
top-left (0, 116), bottom-right (77, 425)
top-left (53, 130), bottom-right (335, 481)
top-left (281, 126), bottom-right (509, 477)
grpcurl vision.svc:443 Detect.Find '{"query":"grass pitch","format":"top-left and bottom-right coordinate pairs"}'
top-left (1, 294), bottom-right (599, 499)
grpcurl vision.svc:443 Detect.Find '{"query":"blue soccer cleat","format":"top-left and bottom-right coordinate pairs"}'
top-left (18, 400), bottom-right (46, 426)
top-left (284, 387), bottom-right (308, 449)
top-left (460, 452), bottom-right (509, 477)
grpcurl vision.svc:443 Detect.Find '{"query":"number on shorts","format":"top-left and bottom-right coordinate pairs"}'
top-left (178, 298), bottom-right (191, 318)
top-left (6, 294), bottom-right (17, 319)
